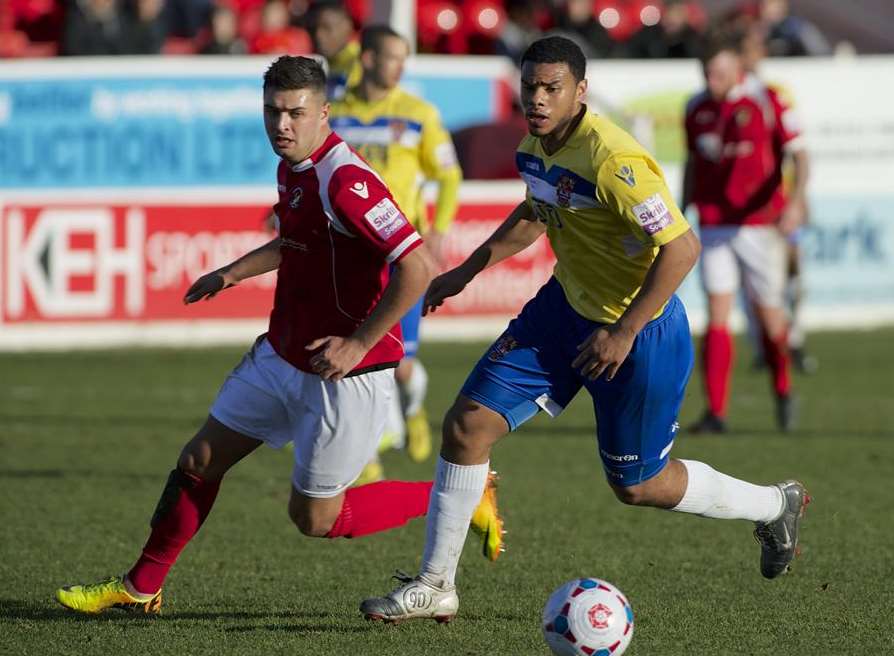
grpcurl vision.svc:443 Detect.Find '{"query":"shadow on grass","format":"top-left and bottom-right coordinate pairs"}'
top-left (0, 599), bottom-right (329, 624)
top-left (0, 469), bottom-right (164, 481)
top-left (225, 623), bottom-right (369, 634)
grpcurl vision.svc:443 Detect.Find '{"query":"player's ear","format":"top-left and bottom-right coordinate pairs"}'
top-left (319, 97), bottom-right (330, 121)
top-left (576, 78), bottom-right (588, 103)
top-left (360, 49), bottom-right (375, 70)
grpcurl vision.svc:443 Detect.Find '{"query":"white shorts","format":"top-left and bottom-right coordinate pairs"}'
top-left (210, 336), bottom-right (393, 498)
top-left (699, 225), bottom-right (786, 308)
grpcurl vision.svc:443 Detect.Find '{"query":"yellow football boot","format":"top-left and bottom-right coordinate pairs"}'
top-left (470, 471), bottom-right (505, 562)
top-left (405, 408), bottom-right (433, 463)
top-left (55, 576), bottom-right (162, 614)
top-left (354, 460), bottom-right (385, 487)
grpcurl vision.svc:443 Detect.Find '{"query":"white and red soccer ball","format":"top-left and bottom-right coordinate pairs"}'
top-left (542, 578), bottom-right (634, 656)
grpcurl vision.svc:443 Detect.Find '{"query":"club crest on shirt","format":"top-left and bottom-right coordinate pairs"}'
top-left (487, 334), bottom-right (518, 362)
top-left (289, 186), bottom-right (303, 208)
top-left (389, 119), bottom-right (407, 142)
top-left (735, 107), bottom-right (752, 127)
top-left (555, 174), bottom-right (575, 208)
top-left (614, 164), bottom-right (636, 188)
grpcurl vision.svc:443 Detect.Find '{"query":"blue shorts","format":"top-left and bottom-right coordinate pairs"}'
top-left (400, 294), bottom-right (425, 359)
top-left (461, 277), bottom-right (694, 487)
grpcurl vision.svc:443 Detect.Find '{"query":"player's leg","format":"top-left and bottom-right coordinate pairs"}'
top-left (55, 417), bottom-right (263, 614)
top-left (738, 226), bottom-right (795, 431)
top-left (361, 278), bottom-right (583, 622)
top-left (55, 338), bottom-right (293, 614)
top-left (785, 237), bottom-right (817, 373)
top-left (592, 296), bottom-right (808, 579)
top-left (691, 227), bottom-right (739, 433)
top-left (397, 295), bottom-right (432, 462)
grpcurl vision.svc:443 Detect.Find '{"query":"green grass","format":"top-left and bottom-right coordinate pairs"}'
top-left (2, 329), bottom-right (894, 655)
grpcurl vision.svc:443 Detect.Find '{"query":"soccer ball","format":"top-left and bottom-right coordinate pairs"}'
top-left (542, 578), bottom-right (634, 656)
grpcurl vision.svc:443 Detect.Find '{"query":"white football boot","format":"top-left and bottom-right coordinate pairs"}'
top-left (360, 572), bottom-right (458, 624)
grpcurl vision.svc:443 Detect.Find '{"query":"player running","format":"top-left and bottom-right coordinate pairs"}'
top-left (683, 37), bottom-right (805, 434)
top-left (361, 36), bottom-right (809, 624)
top-left (54, 56), bottom-right (501, 615)
top-left (331, 25), bottom-right (462, 471)
top-left (306, 0), bottom-right (361, 101)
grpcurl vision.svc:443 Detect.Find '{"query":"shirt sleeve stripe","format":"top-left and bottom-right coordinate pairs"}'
top-left (386, 233), bottom-right (422, 264)
top-left (782, 135), bottom-right (807, 153)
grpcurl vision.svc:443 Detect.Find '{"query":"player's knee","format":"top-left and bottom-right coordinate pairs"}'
top-left (177, 443), bottom-right (210, 478)
top-left (441, 402), bottom-right (499, 459)
top-left (287, 499), bottom-right (336, 538)
top-left (610, 482), bottom-right (652, 506)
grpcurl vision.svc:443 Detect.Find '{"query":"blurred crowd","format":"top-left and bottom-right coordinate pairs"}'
top-left (2, 0), bottom-right (834, 60)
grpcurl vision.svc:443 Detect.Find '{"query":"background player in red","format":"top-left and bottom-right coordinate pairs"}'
top-left (54, 55), bottom-right (500, 614)
top-left (683, 38), bottom-right (802, 433)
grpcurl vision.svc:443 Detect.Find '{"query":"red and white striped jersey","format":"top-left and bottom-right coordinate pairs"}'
top-left (685, 75), bottom-right (803, 226)
top-left (268, 131), bottom-right (422, 375)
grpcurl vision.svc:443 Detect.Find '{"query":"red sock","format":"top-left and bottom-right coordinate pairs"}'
top-left (127, 469), bottom-right (220, 595)
top-left (761, 328), bottom-right (791, 397)
top-left (703, 325), bottom-right (734, 417)
top-left (326, 480), bottom-right (433, 539)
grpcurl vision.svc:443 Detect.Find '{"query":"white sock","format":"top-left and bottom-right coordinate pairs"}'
top-left (380, 377), bottom-right (405, 450)
top-left (400, 360), bottom-right (429, 417)
top-left (420, 457), bottom-right (489, 587)
top-left (671, 459), bottom-right (784, 523)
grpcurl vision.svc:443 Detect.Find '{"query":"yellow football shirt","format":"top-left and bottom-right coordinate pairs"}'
top-left (516, 110), bottom-right (691, 323)
top-left (329, 86), bottom-right (461, 232)
top-left (326, 41), bottom-right (362, 100)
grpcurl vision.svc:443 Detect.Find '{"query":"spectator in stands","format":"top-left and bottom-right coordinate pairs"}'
top-left (624, 0), bottom-right (702, 59)
top-left (250, 0), bottom-right (311, 54)
top-left (125, 0), bottom-right (167, 54)
top-left (760, 0), bottom-right (830, 57)
top-left (495, 0), bottom-right (543, 63)
top-left (61, 0), bottom-right (127, 55)
top-left (62, 0), bottom-right (164, 55)
top-left (200, 4), bottom-right (247, 55)
top-left (163, 0), bottom-right (213, 39)
top-left (551, 0), bottom-right (614, 59)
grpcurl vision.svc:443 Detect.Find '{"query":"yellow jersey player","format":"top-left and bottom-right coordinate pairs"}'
top-left (362, 36), bottom-right (809, 624)
top-left (306, 0), bottom-right (362, 101)
top-left (331, 25), bottom-right (462, 472)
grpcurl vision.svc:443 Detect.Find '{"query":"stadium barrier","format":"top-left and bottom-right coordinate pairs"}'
top-left (1, 55), bottom-right (892, 349)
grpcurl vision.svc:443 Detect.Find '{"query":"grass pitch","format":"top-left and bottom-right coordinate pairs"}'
top-left (2, 329), bottom-right (893, 655)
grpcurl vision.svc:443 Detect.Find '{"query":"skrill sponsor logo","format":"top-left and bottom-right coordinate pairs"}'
top-left (632, 193), bottom-right (674, 236)
top-left (364, 198), bottom-right (406, 239)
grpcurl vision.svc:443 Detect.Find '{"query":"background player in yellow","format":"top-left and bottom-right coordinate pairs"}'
top-left (330, 25), bottom-right (462, 478)
top-left (306, 0), bottom-right (361, 101)
top-left (361, 36), bottom-right (808, 624)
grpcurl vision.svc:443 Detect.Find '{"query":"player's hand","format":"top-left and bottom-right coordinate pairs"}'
top-left (305, 336), bottom-right (368, 381)
top-left (184, 269), bottom-right (237, 304)
top-left (423, 266), bottom-right (473, 315)
top-left (571, 324), bottom-right (636, 382)
top-left (778, 200), bottom-right (807, 237)
top-left (424, 230), bottom-right (448, 269)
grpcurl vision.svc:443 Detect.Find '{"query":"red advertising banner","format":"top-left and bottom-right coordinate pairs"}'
top-left (0, 194), bottom-right (552, 330)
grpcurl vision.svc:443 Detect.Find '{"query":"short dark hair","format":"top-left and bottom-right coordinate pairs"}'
top-left (263, 55), bottom-right (327, 94)
top-left (699, 34), bottom-right (741, 64)
top-left (520, 36), bottom-right (587, 82)
top-left (305, 0), bottom-right (350, 25)
top-left (361, 24), bottom-right (404, 55)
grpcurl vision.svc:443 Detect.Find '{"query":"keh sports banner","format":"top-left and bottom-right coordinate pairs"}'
top-left (0, 184), bottom-right (554, 348)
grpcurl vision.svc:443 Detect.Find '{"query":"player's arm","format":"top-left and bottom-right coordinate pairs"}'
top-left (573, 156), bottom-right (699, 380)
top-left (183, 237), bottom-right (281, 304)
top-left (424, 200), bottom-right (545, 314)
top-left (419, 107), bottom-right (462, 265)
top-left (307, 170), bottom-right (435, 380)
top-left (779, 147), bottom-right (809, 235)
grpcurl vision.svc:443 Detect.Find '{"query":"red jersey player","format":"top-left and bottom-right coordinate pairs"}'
top-left (54, 56), bottom-right (502, 615)
top-left (683, 38), bottom-right (802, 433)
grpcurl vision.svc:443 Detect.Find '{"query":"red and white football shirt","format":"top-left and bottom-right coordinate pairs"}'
top-left (268, 131), bottom-right (422, 374)
top-left (685, 77), bottom-right (803, 226)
